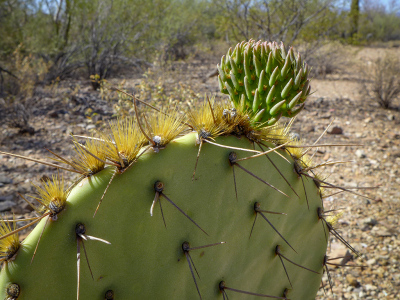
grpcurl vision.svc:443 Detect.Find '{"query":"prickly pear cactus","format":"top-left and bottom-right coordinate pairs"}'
top-left (0, 41), bottom-right (365, 300)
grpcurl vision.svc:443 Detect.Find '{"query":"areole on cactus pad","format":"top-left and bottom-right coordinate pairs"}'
top-left (0, 40), bottom-right (370, 300)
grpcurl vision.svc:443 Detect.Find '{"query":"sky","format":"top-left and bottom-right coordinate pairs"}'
top-left (363, 0), bottom-right (399, 11)
top-left (339, 0), bottom-right (399, 11)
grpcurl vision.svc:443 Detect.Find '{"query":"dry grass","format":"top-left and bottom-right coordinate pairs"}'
top-left (359, 53), bottom-right (400, 109)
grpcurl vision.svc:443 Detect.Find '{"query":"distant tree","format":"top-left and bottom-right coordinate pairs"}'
top-left (359, 0), bottom-right (400, 41)
top-left (213, 0), bottom-right (337, 45)
top-left (349, 0), bottom-right (360, 37)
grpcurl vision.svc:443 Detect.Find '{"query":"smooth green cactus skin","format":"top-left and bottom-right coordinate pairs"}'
top-left (0, 133), bottom-right (326, 299)
top-left (218, 40), bottom-right (311, 125)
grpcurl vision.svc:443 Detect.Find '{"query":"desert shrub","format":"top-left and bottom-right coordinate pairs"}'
top-left (0, 46), bottom-right (49, 99)
top-left (8, 46), bottom-right (51, 98)
top-left (0, 99), bottom-right (36, 135)
top-left (95, 66), bottom-right (205, 119)
top-left (360, 54), bottom-right (400, 109)
top-left (0, 46), bottom-right (51, 134)
top-left (304, 42), bottom-right (354, 78)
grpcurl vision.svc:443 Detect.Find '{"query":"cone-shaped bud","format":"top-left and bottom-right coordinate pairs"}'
top-left (220, 55), bottom-right (226, 69)
top-left (253, 53), bottom-right (262, 78)
top-left (306, 85), bottom-right (311, 96)
top-left (234, 44), bottom-right (241, 64)
top-left (225, 79), bottom-right (235, 98)
top-left (253, 108), bottom-right (265, 122)
top-left (270, 99), bottom-right (286, 116)
top-left (258, 70), bottom-right (266, 94)
top-left (230, 71), bottom-right (242, 91)
top-left (261, 43), bottom-right (266, 60)
top-left (266, 52), bottom-right (273, 74)
top-left (217, 40), bottom-right (311, 126)
top-left (281, 78), bottom-right (294, 99)
top-left (287, 103), bottom-right (305, 117)
top-left (229, 56), bottom-right (239, 77)
top-left (293, 68), bottom-right (303, 89)
top-left (233, 43), bottom-right (239, 53)
top-left (218, 63), bottom-right (227, 82)
top-left (218, 75), bottom-right (228, 95)
top-left (288, 47), bottom-right (295, 64)
top-left (280, 41), bottom-right (286, 59)
top-left (227, 47), bottom-right (233, 57)
top-left (244, 76), bottom-right (253, 101)
top-left (281, 56), bottom-right (291, 79)
top-left (269, 66), bottom-right (280, 87)
top-left (254, 41), bottom-right (261, 56)
top-left (240, 94), bottom-right (246, 107)
top-left (253, 89), bottom-right (261, 113)
top-left (296, 52), bottom-right (302, 70)
top-left (272, 45), bottom-right (279, 61)
top-left (303, 85), bottom-right (311, 101)
top-left (264, 42), bottom-right (271, 53)
top-left (268, 112), bottom-right (282, 125)
top-left (266, 85), bottom-right (276, 105)
top-left (288, 91), bottom-right (303, 109)
top-left (304, 63), bottom-right (310, 77)
top-left (244, 51), bottom-right (252, 82)
top-left (301, 80), bottom-right (310, 100)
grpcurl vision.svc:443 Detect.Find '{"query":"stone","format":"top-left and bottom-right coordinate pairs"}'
top-left (329, 126), bottom-right (343, 134)
top-left (328, 249), bottom-right (353, 266)
top-left (391, 151), bottom-right (400, 158)
top-left (17, 182), bottom-right (33, 194)
top-left (86, 124), bottom-right (96, 130)
top-left (0, 174), bottom-right (12, 184)
top-left (290, 132), bottom-right (300, 141)
top-left (303, 125), bottom-right (315, 133)
top-left (375, 229), bottom-right (394, 237)
top-left (363, 218), bottom-right (378, 226)
top-left (355, 149), bottom-right (366, 158)
top-left (346, 274), bottom-right (360, 287)
top-left (0, 195), bottom-right (13, 202)
top-left (365, 284), bottom-right (377, 291)
top-left (48, 110), bottom-right (59, 118)
top-left (355, 132), bottom-right (366, 138)
top-left (320, 113), bottom-right (332, 119)
top-left (0, 200), bottom-right (15, 211)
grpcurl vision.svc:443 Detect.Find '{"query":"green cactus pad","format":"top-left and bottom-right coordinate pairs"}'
top-left (0, 133), bottom-right (326, 299)
top-left (218, 40), bottom-right (311, 125)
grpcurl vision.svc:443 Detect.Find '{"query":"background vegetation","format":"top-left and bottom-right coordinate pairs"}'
top-left (0, 0), bottom-right (399, 102)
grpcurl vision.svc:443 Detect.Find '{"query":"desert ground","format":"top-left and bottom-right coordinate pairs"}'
top-left (0, 44), bottom-right (399, 299)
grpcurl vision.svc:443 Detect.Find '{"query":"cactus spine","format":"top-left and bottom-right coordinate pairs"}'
top-left (0, 41), bottom-right (367, 300)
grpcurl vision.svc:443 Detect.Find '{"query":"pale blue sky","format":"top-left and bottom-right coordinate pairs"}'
top-left (362, 0), bottom-right (399, 11)
top-left (331, 0), bottom-right (398, 13)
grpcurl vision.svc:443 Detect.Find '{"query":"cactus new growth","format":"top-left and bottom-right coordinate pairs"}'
top-left (0, 40), bottom-right (372, 300)
top-left (218, 40), bottom-right (310, 125)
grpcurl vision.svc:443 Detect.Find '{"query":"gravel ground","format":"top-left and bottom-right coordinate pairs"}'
top-left (0, 46), bottom-right (399, 299)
